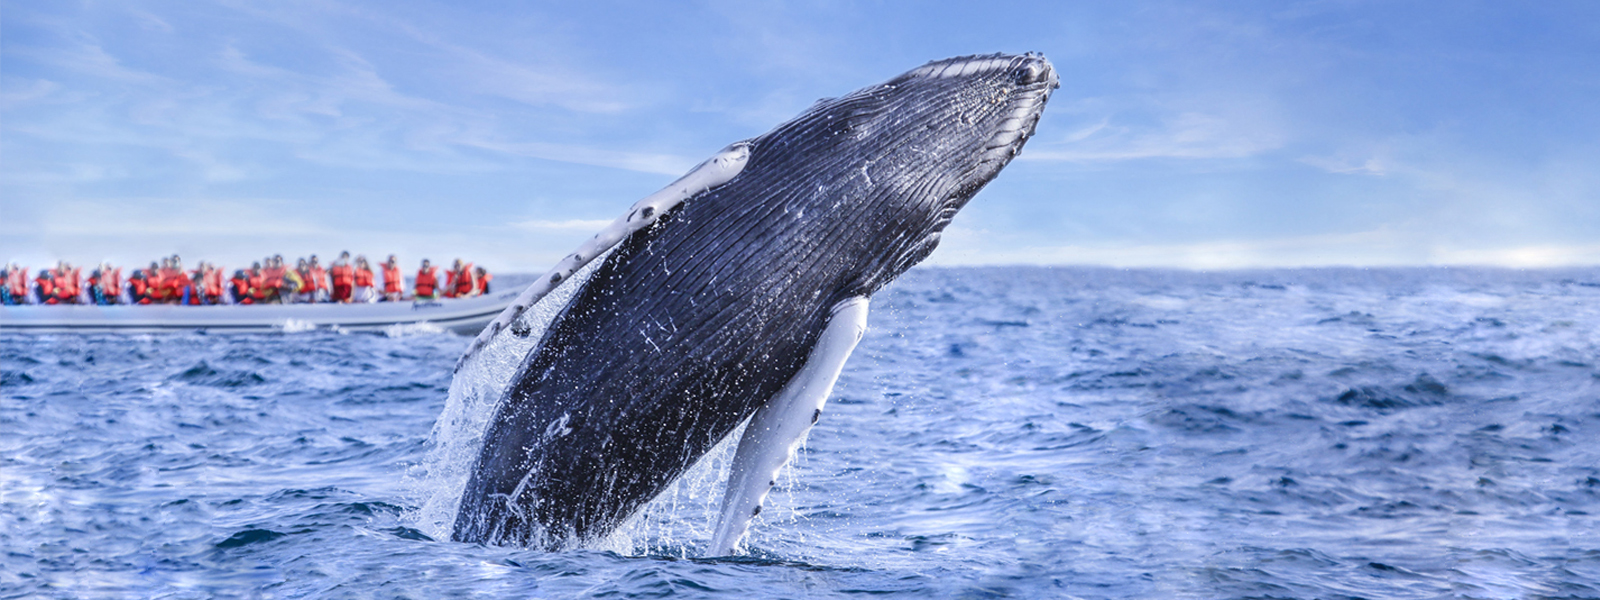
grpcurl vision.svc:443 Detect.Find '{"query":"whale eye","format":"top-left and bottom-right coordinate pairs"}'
top-left (1014, 61), bottom-right (1047, 85)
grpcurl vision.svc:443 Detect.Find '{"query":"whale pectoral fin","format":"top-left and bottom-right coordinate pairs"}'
top-left (707, 296), bottom-right (870, 556)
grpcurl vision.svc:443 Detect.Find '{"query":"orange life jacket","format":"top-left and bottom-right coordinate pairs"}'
top-left (383, 265), bottom-right (402, 294)
top-left (261, 266), bottom-right (284, 291)
top-left (353, 267), bottom-right (374, 287)
top-left (36, 274), bottom-right (55, 304)
top-left (206, 269), bottom-right (224, 297)
top-left (101, 269), bottom-right (121, 301)
top-left (6, 268), bottom-right (27, 299)
top-left (308, 266), bottom-right (327, 291)
top-left (54, 269), bottom-right (77, 303)
top-left (171, 271), bottom-right (194, 304)
top-left (414, 267), bottom-right (438, 297)
top-left (187, 270), bottom-right (204, 304)
top-left (330, 264), bottom-right (354, 287)
top-left (475, 272), bottom-right (493, 295)
top-left (249, 271), bottom-right (266, 300)
top-left (147, 270), bottom-right (169, 301)
top-left (230, 275), bottom-right (252, 304)
top-left (447, 263), bottom-right (475, 297)
top-left (129, 274), bottom-right (149, 304)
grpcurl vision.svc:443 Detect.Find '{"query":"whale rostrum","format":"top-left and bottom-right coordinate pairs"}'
top-left (451, 53), bottom-right (1058, 553)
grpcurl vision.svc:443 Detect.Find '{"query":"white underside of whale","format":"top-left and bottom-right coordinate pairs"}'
top-left (708, 296), bottom-right (870, 556)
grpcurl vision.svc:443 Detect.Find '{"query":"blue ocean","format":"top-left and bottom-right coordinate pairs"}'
top-left (4, 266), bottom-right (1598, 599)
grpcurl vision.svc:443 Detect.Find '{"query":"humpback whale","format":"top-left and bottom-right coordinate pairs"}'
top-left (451, 53), bottom-right (1057, 554)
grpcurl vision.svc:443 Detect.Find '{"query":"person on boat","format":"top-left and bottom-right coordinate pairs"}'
top-left (262, 256), bottom-right (285, 303)
top-left (184, 262), bottom-right (202, 305)
top-left (351, 255), bottom-right (376, 303)
top-left (169, 257), bottom-right (194, 305)
top-left (53, 262), bottom-right (81, 305)
top-left (229, 269), bottom-right (254, 305)
top-left (414, 259), bottom-right (440, 300)
top-left (248, 262), bottom-right (267, 304)
top-left (196, 262), bottom-right (223, 305)
top-left (474, 266), bottom-right (492, 295)
top-left (34, 269), bottom-right (55, 305)
top-left (103, 263), bottom-right (121, 305)
top-left (91, 263), bottom-right (121, 305)
top-left (281, 261), bottom-right (305, 304)
top-left (292, 258), bottom-right (314, 303)
top-left (2, 263), bottom-right (26, 305)
top-left (125, 269), bottom-right (147, 305)
top-left (306, 255), bottom-right (327, 302)
top-left (444, 259), bottom-right (476, 299)
top-left (382, 255), bottom-right (403, 302)
top-left (148, 260), bottom-right (170, 304)
top-left (329, 251), bottom-right (354, 303)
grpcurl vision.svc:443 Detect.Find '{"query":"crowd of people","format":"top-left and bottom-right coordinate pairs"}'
top-left (0, 252), bottom-right (492, 306)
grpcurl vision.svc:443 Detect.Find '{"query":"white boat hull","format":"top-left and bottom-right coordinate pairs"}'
top-left (0, 288), bottom-right (524, 335)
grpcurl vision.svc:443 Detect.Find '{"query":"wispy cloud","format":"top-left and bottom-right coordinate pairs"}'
top-left (510, 219), bottom-right (614, 232)
top-left (0, 198), bottom-right (330, 237)
top-left (1299, 154), bottom-right (1390, 176)
top-left (933, 226), bottom-right (1600, 269)
top-left (464, 139), bottom-right (693, 176)
top-left (1023, 105), bottom-right (1286, 162)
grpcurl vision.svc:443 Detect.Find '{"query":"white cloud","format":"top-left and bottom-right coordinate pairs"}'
top-left (1022, 109), bottom-right (1286, 162)
top-left (463, 139), bottom-right (695, 176)
top-left (1299, 154), bottom-right (1390, 176)
top-left (931, 226), bottom-right (1600, 269)
top-left (510, 219), bottom-right (614, 232)
top-left (1, 198), bottom-right (331, 237)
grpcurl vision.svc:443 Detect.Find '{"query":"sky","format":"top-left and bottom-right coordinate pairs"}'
top-left (3, 1), bottom-right (1598, 272)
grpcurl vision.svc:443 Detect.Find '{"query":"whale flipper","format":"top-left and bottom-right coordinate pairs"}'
top-left (708, 296), bottom-right (869, 556)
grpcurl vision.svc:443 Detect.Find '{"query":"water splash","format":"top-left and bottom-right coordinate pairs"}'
top-left (407, 256), bottom-right (607, 541)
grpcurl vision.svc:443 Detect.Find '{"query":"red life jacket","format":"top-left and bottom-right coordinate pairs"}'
top-left (36, 274), bottom-right (55, 304)
top-left (188, 270), bottom-right (205, 304)
top-left (330, 264), bottom-right (354, 287)
top-left (308, 266), bottom-right (327, 291)
top-left (6, 268), bottom-right (26, 298)
top-left (383, 265), bottom-right (402, 294)
top-left (101, 269), bottom-right (121, 302)
top-left (54, 269), bottom-right (77, 303)
top-left (353, 267), bottom-right (374, 287)
top-left (261, 266), bottom-right (284, 291)
top-left (172, 271), bottom-right (194, 304)
top-left (475, 272), bottom-right (493, 295)
top-left (129, 274), bottom-right (149, 304)
top-left (206, 269), bottom-right (224, 298)
top-left (249, 271), bottom-right (266, 300)
top-left (230, 275), bottom-right (253, 304)
top-left (414, 267), bottom-right (438, 297)
top-left (148, 270), bottom-right (169, 301)
top-left (448, 263), bottom-right (475, 297)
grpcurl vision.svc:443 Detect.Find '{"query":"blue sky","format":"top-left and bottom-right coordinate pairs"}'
top-left (3, 1), bottom-right (1597, 272)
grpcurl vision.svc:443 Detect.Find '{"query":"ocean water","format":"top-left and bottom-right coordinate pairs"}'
top-left (3, 266), bottom-right (1598, 599)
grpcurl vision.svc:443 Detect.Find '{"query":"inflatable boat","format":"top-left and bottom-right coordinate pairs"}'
top-left (0, 287), bottom-right (523, 335)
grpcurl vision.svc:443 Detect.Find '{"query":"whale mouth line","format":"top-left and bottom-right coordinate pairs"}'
top-left (979, 63), bottom-right (1056, 162)
top-left (906, 52), bottom-right (1054, 83)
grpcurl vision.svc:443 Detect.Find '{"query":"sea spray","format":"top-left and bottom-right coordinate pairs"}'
top-left (406, 246), bottom-right (806, 555)
top-left (407, 256), bottom-right (606, 540)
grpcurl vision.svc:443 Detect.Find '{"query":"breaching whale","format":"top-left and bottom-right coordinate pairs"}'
top-left (451, 53), bottom-right (1057, 554)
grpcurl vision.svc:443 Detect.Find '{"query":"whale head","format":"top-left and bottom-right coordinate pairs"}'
top-left (736, 52), bottom-right (1058, 287)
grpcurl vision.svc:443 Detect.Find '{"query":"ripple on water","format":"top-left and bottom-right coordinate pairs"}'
top-left (3, 267), bottom-right (1600, 598)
